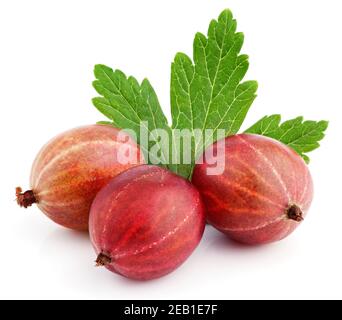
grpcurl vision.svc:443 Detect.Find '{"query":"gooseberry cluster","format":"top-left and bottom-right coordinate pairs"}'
top-left (17, 125), bottom-right (313, 280)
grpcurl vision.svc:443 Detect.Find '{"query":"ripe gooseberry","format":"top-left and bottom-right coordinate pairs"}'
top-left (192, 134), bottom-right (313, 245)
top-left (16, 124), bottom-right (143, 231)
top-left (89, 165), bottom-right (205, 280)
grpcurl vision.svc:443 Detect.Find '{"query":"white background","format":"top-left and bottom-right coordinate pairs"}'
top-left (1, 0), bottom-right (341, 300)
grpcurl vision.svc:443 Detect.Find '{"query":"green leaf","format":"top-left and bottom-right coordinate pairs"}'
top-left (92, 64), bottom-right (171, 166)
top-left (91, 9), bottom-right (328, 178)
top-left (245, 115), bottom-right (329, 163)
top-left (171, 9), bottom-right (258, 178)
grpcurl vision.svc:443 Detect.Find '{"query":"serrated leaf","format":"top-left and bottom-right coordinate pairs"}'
top-left (171, 9), bottom-right (258, 178)
top-left (91, 9), bottom-right (327, 178)
top-left (245, 115), bottom-right (329, 163)
top-left (92, 64), bottom-right (171, 166)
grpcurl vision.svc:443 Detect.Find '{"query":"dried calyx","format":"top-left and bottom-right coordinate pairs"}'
top-left (96, 253), bottom-right (112, 267)
top-left (16, 187), bottom-right (37, 208)
top-left (287, 204), bottom-right (304, 222)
